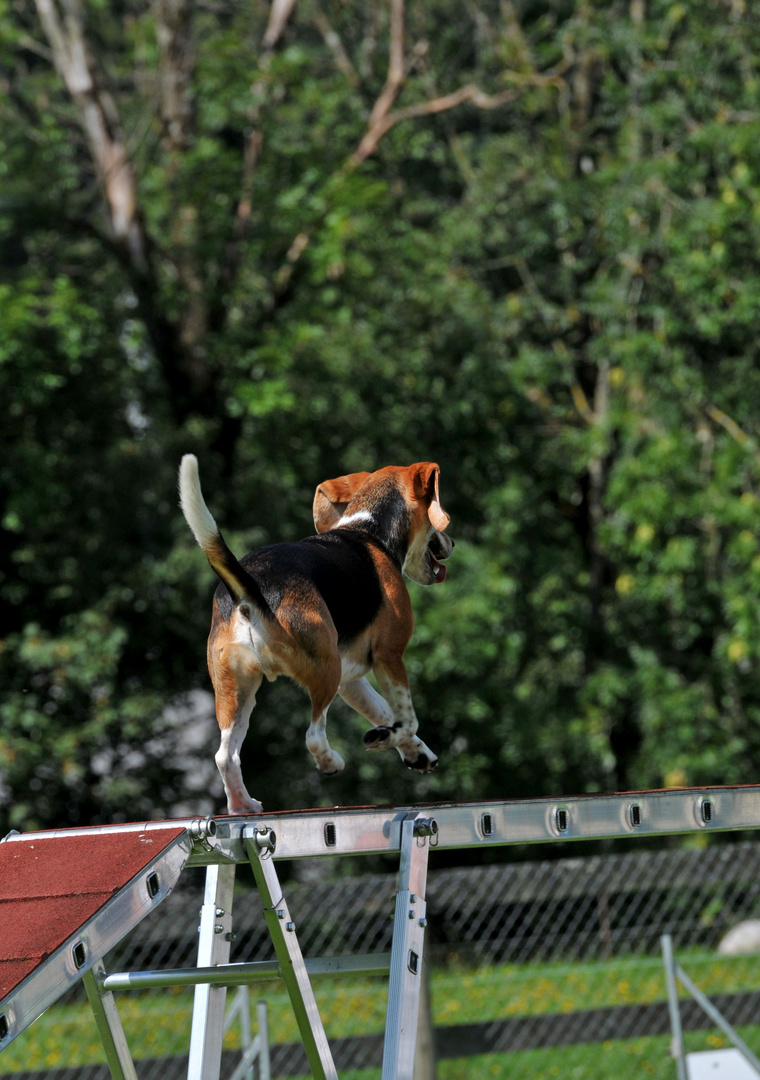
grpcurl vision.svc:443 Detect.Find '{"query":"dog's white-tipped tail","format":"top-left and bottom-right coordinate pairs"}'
top-left (179, 454), bottom-right (264, 608)
top-left (179, 454), bottom-right (219, 551)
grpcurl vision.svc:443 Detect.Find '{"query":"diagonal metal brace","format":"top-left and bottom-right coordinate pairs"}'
top-left (382, 814), bottom-right (437, 1080)
top-left (244, 826), bottom-right (338, 1080)
top-left (82, 960), bottom-right (138, 1080)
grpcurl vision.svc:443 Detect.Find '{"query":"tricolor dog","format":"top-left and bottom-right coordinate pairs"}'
top-left (179, 456), bottom-right (454, 813)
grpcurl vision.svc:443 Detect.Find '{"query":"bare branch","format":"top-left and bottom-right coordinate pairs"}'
top-left (33, 0), bottom-right (146, 265)
top-left (262, 0), bottom-right (297, 51)
top-left (313, 9), bottom-right (360, 88)
top-left (706, 404), bottom-right (760, 459)
top-left (154, 0), bottom-right (195, 155)
top-left (268, 2), bottom-right (562, 304)
top-left (349, 83), bottom-right (517, 168)
top-left (366, 0), bottom-right (406, 132)
top-left (212, 0), bottom-right (299, 318)
top-left (571, 382), bottom-right (596, 425)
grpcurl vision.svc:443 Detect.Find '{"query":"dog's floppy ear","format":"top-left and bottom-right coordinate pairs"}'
top-left (413, 463), bottom-right (450, 531)
top-left (313, 471), bottom-right (372, 532)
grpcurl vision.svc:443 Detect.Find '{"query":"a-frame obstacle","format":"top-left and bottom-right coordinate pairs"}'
top-left (3, 786), bottom-right (760, 1079)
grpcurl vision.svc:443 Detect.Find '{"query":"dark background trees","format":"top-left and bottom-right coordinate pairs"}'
top-left (2, 0), bottom-right (760, 834)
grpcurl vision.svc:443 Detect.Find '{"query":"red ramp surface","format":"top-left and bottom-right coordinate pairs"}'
top-left (0, 823), bottom-right (192, 1049)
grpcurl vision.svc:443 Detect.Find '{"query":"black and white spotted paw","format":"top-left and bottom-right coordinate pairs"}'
top-left (363, 726), bottom-right (393, 749)
top-left (406, 751), bottom-right (438, 773)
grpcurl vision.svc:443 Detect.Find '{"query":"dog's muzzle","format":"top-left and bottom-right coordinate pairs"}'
top-left (428, 533), bottom-right (452, 583)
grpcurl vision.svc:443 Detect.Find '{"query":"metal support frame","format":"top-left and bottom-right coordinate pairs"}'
top-left (6, 787), bottom-right (760, 1080)
top-left (382, 814), bottom-right (436, 1080)
top-left (82, 961), bottom-right (138, 1080)
top-left (661, 933), bottom-right (760, 1079)
top-left (188, 863), bottom-right (237, 1080)
top-left (223, 989), bottom-right (270, 1080)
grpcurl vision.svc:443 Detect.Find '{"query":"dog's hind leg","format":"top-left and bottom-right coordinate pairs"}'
top-left (211, 652), bottom-right (264, 813)
top-left (303, 656), bottom-right (346, 775)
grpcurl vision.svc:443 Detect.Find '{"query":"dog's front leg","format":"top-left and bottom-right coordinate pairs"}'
top-left (357, 660), bottom-right (438, 773)
top-left (339, 677), bottom-right (395, 727)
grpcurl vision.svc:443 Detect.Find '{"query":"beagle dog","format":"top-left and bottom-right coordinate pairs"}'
top-left (179, 455), bottom-right (454, 814)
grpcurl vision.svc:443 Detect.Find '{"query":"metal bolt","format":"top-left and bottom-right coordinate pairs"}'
top-left (215, 908), bottom-right (225, 917)
top-left (225, 932), bottom-right (236, 942)
top-left (214, 924), bottom-right (224, 935)
top-left (285, 922), bottom-right (296, 933)
top-left (276, 909), bottom-right (285, 920)
top-left (409, 909), bottom-right (416, 920)
top-left (419, 918), bottom-right (428, 928)
top-left (410, 894), bottom-right (417, 903)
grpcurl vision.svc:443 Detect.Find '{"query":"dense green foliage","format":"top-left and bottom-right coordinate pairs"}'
top-left (2, 0), bottom-right (760, 833)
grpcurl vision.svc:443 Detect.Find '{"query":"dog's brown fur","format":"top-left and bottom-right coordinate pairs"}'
top-left (179, 457), bottom-right (453, 813)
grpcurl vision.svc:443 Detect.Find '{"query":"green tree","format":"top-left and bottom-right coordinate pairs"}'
top-left (3, 0), bottom-right (760, 833)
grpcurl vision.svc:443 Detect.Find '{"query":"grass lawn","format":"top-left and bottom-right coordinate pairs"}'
top-left (2, 952), bottom-right (760, 1075)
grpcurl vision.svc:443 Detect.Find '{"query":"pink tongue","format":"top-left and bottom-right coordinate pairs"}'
top-left (434, 560), bottom-right (447, 583)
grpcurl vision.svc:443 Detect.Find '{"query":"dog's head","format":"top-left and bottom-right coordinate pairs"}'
top-left (313, 462), bottom-right (453, 586)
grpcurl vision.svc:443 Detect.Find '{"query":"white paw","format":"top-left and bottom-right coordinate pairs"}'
top-left (318, 750), bottom-right (346, 775)
top-left (226, 796), bottom-right (264, 814)
top-left (397, 738), bottom-right (438, 773)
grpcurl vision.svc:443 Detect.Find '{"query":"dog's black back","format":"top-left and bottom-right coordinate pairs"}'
top-left (216, 529), bottom-right (384, 642)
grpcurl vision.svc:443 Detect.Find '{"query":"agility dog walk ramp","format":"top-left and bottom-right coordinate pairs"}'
top-left (3, 787), bottom-right (760, 1079)
top-left (0, 821), bottom-right (196, 1065)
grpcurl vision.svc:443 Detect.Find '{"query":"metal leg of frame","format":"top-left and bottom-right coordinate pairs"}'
top-left (676, 963), bottom-right (760, 1075)
top-left (244, 827), bottom-right (338, 1080)
top-left (382, 815), bottom-right (437, 1080)
top-left (663, 933), bottom-right (760, 1078)
top-left (662, 934), bottom-right (689, 1080)
top-left (256, 999), bottom-right (271, 1080)
top-left (82, 961), bottom-right (138, 1080)
top-left (224, 987), bottom-right (253, 1080)
top-left (224, 989), bottom-right (271, 1080)
top-left (187, 862), bottom-right (238, 1080)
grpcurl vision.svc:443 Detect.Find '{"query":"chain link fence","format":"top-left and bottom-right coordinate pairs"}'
top-left (4, 838), bottom-right (760, 1078)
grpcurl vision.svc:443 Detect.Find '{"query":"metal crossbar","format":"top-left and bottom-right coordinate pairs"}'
top-left (185, 787), bottom-right (760, 866)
